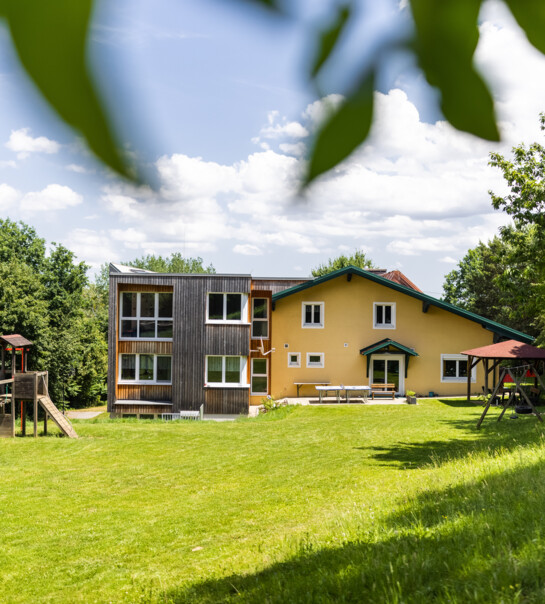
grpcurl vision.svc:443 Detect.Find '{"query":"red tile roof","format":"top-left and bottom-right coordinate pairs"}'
top-left (381, 270), bottom-right (423, 292)
top-left (461, 339), bottom-right (545, 359)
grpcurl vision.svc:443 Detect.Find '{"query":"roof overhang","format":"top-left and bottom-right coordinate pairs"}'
top-left (359, 338), bottom-right (418, 378)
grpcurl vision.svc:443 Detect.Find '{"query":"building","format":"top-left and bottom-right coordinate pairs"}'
top-left (107, 264), bottom-right (533, 417)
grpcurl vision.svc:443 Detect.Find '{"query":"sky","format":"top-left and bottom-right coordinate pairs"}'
top-left (0, 0), bottom-right (544, 296)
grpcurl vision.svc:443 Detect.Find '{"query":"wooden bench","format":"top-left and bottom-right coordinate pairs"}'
top-left (295, 381), bottom-right (330, 397)
top-left (371, 383), bottom-right (396, 399)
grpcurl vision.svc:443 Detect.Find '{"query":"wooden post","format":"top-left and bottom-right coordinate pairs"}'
top-left (11, 347), bottom-right (16, 376)
top-left (467, 356), bottom-right (473, 402)
top-left (484, 358), bottom-right (489, 395)
top-left (10, 379), bottom-right (15, 437)
top-left (44, 412), bottom-right (48, 435)
top-left (21, 401), bottom-right (26, 436)
top-left (33, 396), bottom-right (37, 438)
top-left (1, 345), bottom-right (5, 379)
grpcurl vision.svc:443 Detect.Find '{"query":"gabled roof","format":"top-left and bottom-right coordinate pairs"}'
top-left (359, 338), bottom-right (418, 357)
top-left (272, 265), bottom-right (534, 344)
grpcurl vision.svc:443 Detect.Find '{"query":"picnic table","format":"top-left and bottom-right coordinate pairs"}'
top-left (315, 385), bottom-right (371, 404)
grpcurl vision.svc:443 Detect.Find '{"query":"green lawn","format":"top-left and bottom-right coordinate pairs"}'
top-left (1, 400), bottom-right (545, 603)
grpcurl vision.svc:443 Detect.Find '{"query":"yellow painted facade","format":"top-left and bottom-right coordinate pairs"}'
top-left (267, 273), bottom-right (495, 400)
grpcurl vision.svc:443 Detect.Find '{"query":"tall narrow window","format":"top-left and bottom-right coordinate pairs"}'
top-left (373, 303), bottom-right (396, 329)
top-left (251, 298), bottom-right (269, 339)
top-left (120, 292), bottom-right (173, 339)
top-left (302, 302), bottom-right (324, 328)
top-left (251, 358), bottom-right (268, 395)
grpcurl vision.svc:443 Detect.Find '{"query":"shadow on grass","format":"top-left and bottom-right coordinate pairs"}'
top-left (355, 412), bottom-right (545, 469)
top-left (436, 398), bottom-right (482, 408)
top-left (166, 458), bottom-right (545, 603)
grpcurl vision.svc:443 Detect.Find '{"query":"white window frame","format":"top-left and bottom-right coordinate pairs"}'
top-left (373, 302), bottom-right (396, 329)
top-left (206, 293), bottom-right (249, 325)
top-left (251, 297), bottom-right (269, 339)
top-left (119, 292), bottom-right (173, 341)
top-left (440, 354), bottom-right (476, 383)
top-left (250, 358), bottom-right (268, 395)
top-left (118, 354), bottom-right (172, 385)
top-left (302, 302), bottom-right (324, 329)
top-left (204, 355), bottom-right (249, 388)
top-left (287, 352), bottom-right (301, 368)
top-left (306, 352), bottom-right (325, 368)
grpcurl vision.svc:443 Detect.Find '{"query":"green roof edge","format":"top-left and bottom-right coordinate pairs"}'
top-left (272, 266), bottom-right (534, 344)
top-left (359, 339), bottom-right (419, 357)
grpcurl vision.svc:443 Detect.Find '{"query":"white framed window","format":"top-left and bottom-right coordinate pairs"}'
top-left (251, 358), bottom-right (268, 395)
top-left (441, 354), bottom-right (476, 383)
top-left (207, 293), bottom-right (249, 324)
top-left (373, 302), bottom-right (396, 329)
top-left (251, 298), bottom-right (269, 339)
top-left (119, 354), bottom-right (172, 384)
top-left (306, 352), bottom-right (325, 368)
top-left (120, 292), bottom-right (173, 340)
top-left (205, 355), bottom-right (248, 387)
top-left (302, 302), bottom-right (324, 328)
top-left (287, 352), bottom-right (301, 368)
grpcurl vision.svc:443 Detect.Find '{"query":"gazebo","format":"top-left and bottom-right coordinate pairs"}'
top-left (461, 340), bottom-right (545, 428)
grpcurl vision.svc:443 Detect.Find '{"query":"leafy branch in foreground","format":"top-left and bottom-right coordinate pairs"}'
top-left (3, 1), bottom-right (545, 184)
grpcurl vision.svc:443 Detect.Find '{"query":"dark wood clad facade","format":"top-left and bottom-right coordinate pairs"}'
top-left (108, 272), bottom-right (252, 415)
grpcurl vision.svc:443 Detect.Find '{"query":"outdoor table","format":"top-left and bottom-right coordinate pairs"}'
top-left (344, 385), bottom-right (371, 403)
top-left (315, 385), bottom-right (342, 404)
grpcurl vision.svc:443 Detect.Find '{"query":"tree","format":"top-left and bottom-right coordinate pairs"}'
top-left (2, 2), bottom-right (545, 183)
top-left (311, 250), bottom-right (375, 277)
top-left (125, 253), bottom-right (216, 274)
top-left (442, 229), bottom-right (540, 338)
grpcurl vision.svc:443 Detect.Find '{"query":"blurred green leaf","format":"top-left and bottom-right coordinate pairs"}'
top-left (305, 70), bottom-right (374, 185)
top-left (5, 0), bottom-right (132, 179)
top-left (411, 0), bottom-right (499, 141)
top-left (237, 0), bottom-right (282, 12)
top-left (505, 1), bottom-right (545, 55)
top-left (311, 4), bottom-right (352, 78)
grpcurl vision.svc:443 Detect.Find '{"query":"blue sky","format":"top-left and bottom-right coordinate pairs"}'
top-left (0, 0), bottom-right (544, 296)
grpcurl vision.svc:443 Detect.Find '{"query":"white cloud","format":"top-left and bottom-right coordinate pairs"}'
top-left (21, 184), bottom-right (83, 212)
top-left (0, 184), bottom-right (19, 210)
top-left (66, 164), bottom-right (89, 174)
top-left (233, 244), bottom-right (262, 256)
top-left (5, 128), bottom-right (60, 159)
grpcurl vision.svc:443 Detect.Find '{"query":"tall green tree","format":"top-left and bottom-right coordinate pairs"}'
top-left (311, 250), bottom-right (376, 277)
top-left (442, 229), bottom-right (540, 337)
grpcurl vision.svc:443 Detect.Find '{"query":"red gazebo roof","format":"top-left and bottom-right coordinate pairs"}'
top-left (461, 339), bottom-right (545, 360)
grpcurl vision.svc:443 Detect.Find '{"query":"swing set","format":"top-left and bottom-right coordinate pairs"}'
top-left (477, 363), bottom-right (545, 428)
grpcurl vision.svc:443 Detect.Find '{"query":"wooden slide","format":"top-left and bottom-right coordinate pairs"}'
top-left (38, 395), bottom-right (78, 438)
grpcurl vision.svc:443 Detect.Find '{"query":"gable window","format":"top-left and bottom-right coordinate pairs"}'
top-left (288, 352), bottom-right (301, 368)
top-left (441, 354), bottom-right (476, 383)
top-left (207, 293), bottom-right (248, 323)
top-left (120, 292), bottom-right (173, 340)
top-left (302, 302), bottom-right (324, 328)
top-left (119, 354), bottom-right (172, 384)
top-left (374, 303), bottom-right (396, 329)
top-left (206, 356), bottom-right (248, 387)
top-left (306, 352), bottom-right (325, 368)
top-left (251, 358), bottom-right (268, 395)
top-left (251, 298), bottom-right (269, 339)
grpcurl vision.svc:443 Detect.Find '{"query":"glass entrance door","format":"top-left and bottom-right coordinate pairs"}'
top-left (370, 355), bottom-right (404, 394)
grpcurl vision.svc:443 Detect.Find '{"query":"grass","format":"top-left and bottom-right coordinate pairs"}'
top-left (1, 400), bottom-right (545, 602)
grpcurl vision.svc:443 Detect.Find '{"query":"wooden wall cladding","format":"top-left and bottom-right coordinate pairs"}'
top-left (116, 384), bottom-right (172, 401)
top-left (118, 341), bottom-right (173, 355)
top-left (109, 273), bottom-right (252, 413)
top-left (205, 388), bottom-right (249, 414)
top-left (113, 403), bottom-right (172, 415)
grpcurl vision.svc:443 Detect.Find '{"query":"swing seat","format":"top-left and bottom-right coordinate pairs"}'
top-left (515, 405), bottom-right (533, 415)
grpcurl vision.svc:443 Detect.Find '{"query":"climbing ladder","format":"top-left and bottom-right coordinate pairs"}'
top-left (38, 395), bottom-right (78, 439)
